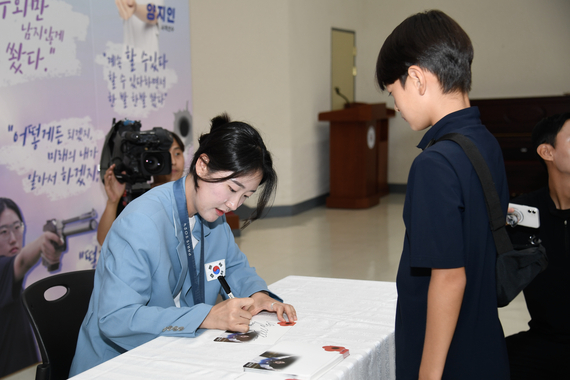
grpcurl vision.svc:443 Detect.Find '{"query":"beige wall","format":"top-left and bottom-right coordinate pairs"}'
top-left (189, 0), bottom-right (570, 207)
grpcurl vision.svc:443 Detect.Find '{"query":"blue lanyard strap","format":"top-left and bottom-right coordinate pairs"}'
top-left (173, 177), bottom-right (205, 304)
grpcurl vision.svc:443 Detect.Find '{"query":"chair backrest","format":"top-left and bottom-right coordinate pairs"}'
top-left (22, 269), bottom-right (95, 380)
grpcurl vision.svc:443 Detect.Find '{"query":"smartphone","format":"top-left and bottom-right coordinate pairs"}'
top-left (507, 203), bottom-right (540, 228)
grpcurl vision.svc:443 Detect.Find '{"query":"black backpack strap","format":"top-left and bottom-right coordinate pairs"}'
top-left (435, 133), bottom-right (513, 255)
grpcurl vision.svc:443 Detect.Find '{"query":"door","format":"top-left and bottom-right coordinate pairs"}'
top-left (331, 29), bottom-right (356, 110)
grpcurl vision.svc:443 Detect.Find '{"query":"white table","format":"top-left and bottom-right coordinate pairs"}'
top-left (70, 276), bottom-right (397, 380)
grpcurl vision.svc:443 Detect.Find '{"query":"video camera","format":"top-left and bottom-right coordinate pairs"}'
top-left (100, 119), bottom-right (173, 185)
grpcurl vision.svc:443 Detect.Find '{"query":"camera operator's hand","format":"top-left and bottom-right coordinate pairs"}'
top-left (199, 297), bottom-right (255, 333)
top-left (97, 165), bottom-right (127, 246)
top-left (104, 164), bottom-right (126, 204)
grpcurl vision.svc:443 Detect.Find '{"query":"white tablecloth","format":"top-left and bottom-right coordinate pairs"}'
top-left (70, 276), bottom-right (397, 380)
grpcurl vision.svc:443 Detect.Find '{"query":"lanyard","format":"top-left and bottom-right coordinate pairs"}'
top-left (173, 177), bottom-right (205, 304)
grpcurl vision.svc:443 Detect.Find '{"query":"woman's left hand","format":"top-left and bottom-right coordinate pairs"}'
top-left (249, 292), bottom-right (297, 323)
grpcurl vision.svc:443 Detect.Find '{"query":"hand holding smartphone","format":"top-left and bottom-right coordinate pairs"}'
top-left (507, 203), bottom-right (540, 228)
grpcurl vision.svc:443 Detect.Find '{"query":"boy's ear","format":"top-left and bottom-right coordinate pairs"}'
top-left (537, 143), bottom-right (554, 162)
top-left (407, 65), bottom-right (427, 95)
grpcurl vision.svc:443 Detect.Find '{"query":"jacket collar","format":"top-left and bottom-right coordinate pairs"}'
top-left (418, 107), bottom-right (481, 151)
top-left (177, 175), bottom-right (212, 239)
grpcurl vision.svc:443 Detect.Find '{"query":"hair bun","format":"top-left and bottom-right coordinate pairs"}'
top-left (210, 113), bottom-right (231, 131)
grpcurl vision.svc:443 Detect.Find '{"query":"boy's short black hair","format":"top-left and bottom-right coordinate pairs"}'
top-left (376, 10), bottom-right (474, 94)
top-left (532, 112), bottom-right (570, 151)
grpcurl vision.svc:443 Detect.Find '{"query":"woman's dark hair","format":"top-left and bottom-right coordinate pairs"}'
top-left (376, 9), bottom-right (473, 94)
top-left (170, 131), bottom-right (185, 152)
top-left (190, 113), bottom-right (277, 228)
top-left (0, 198), bottom-right (23, 222)
top-left (532, 113), bottom-right (570, 151)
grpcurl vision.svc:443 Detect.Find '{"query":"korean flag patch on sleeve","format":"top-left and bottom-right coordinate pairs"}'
top-left (205, 259), bottom-right (226, 281)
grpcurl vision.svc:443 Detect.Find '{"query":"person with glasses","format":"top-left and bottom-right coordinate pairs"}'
top-left (0, 197), bottom-right (63, 378)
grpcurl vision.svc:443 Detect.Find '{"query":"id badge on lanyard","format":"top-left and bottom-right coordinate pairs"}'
top-left (173, 177), bottom-right (205, 304)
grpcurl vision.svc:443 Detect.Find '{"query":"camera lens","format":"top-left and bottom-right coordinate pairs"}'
top-left (143, 154), bottom-right (164, 174)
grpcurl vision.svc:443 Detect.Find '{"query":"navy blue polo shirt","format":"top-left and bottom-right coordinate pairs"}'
top-left (395, 107), bottom-right (510, 379)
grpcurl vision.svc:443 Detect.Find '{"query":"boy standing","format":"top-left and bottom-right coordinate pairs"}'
top-left (375, 10), bottom-right (510, 379)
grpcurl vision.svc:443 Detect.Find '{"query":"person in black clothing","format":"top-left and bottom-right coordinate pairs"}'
top-left (0, 197), bottom-right (63, 377)
top-left (506, 112), bottom-right (570, 379)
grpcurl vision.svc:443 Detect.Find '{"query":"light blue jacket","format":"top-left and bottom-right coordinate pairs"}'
top-left (70, 177), bottom-right (280, 376)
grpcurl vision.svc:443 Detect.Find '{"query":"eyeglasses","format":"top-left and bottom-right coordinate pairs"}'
top-left (0, 221), bottom-right (25, 241)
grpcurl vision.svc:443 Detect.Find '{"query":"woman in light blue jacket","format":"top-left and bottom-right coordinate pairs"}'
top-left (70, 114), bottom-right (296, 376)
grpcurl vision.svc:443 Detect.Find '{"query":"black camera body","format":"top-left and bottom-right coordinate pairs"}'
top-left (100, 119), bottom-right (173, 185)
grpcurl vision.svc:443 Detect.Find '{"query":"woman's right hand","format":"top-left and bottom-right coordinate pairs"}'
top-left (199, 297), bottom-right (255, 333)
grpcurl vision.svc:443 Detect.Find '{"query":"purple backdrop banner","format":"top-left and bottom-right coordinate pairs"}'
top-left (0, 0), bottom-right (192, 291)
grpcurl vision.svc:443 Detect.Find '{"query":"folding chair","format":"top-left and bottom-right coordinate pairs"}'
top-left (22, 270), bottom-right (95, 380)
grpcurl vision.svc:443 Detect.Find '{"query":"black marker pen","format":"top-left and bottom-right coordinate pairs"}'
top-left (218, 275), bottom-right (235, 299)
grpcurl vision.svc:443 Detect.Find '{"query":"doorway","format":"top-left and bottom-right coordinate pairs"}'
top-left (331, 28), bottom-right (356, 110)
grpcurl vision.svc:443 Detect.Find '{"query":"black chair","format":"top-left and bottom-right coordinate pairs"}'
top-left (22, 269), bottom-right (95, 380)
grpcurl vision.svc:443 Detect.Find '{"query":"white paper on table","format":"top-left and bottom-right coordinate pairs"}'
top-left (213, 312), bottom-right (295, 345)
top-left (243, 340), bottom-right (350, 380)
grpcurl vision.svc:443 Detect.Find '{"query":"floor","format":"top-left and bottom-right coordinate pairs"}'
top-left (5, 193), bottom-right (531, 380)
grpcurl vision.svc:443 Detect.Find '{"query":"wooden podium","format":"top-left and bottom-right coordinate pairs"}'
top-left (319, 103), bottom-right (395, 209)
